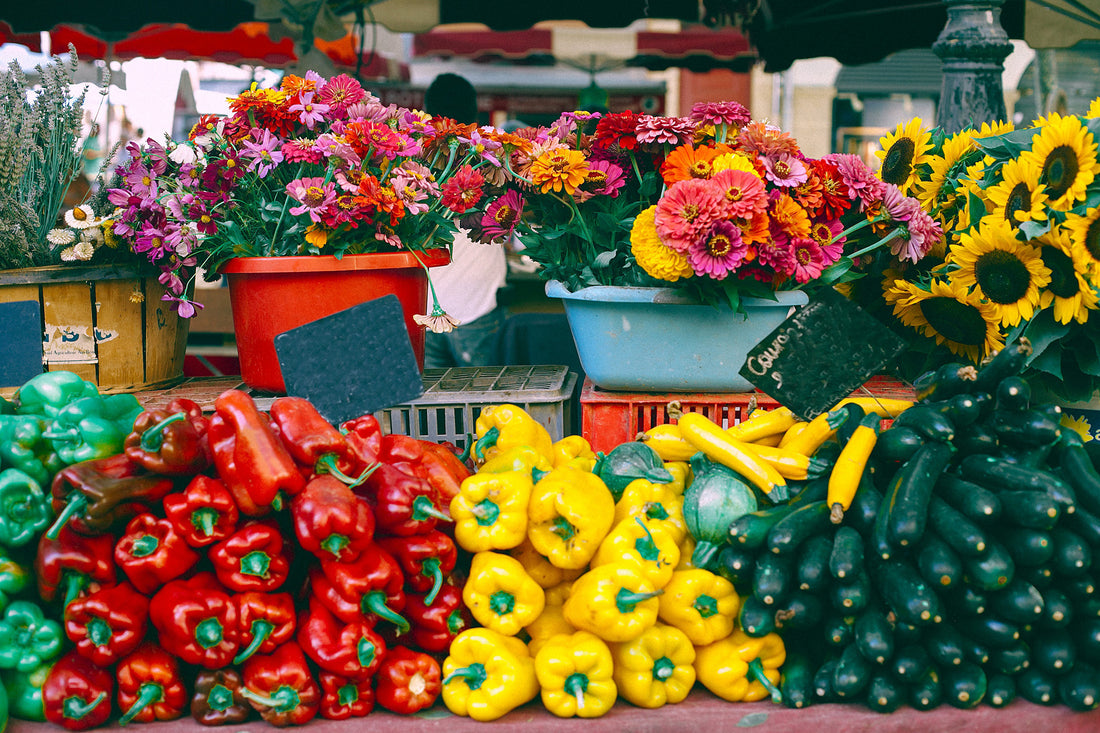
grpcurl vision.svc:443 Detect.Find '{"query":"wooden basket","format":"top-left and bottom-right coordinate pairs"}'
top-left (0, 264), bottom-right (190, 396)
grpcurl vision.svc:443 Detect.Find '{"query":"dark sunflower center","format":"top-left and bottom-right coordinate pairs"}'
top-left (919, 297), bottom-right (988, 346)
top-left (1086, 218), bottom-right (1100, 261)
top-left (1042, 145), bottom-right (1079, 201)
top-left (881, 139), bottom-right (916, 186)
top-left (1042, 245), bottom-right (1080, 299)
top-left (974, 249), bottom-right (1033, 304)
top-left (1004, 183), bottom-right (1032, 224)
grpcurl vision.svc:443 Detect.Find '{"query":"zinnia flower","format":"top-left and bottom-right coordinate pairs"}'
top-left (654, 179), bottom-right (724, 253)
top-left (481, 190), bottom-right (524, 242)
top-left (318, 74), bottom-right (366, 117)
top-left (282, 138), bottom-right (323, 164)
top-left (709, 169), bottom-right (768, 219)
top-left (239, 128), bottom-right (284, 178)
top-left (289, 91), bottom-right (330, 129)
top-left (788, 238), bottom-right (826, 284)
top-left (690, 101), bottom-right (751, 128)
top-left (762, 153), bottom-right (808, 188)
top-left (529, 149), bottom-right (589, 195)
top-left (631, 205), bottom-right (694, 282)
top-left (286, 177), bottom-right (337, 223)
top-left (440, 164), bottom-right (485, 214)
top-left (635, 115), bottom-right (696, 146)
top-left (825, 153), bottom-right (888, 211)
top-left (593, 111), bottom-right (641, 152)
top-left (689, 221), bottom-right (748, 280)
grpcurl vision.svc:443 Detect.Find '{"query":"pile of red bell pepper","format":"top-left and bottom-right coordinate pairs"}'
top-left (36, 388), bottom-right (474, 729)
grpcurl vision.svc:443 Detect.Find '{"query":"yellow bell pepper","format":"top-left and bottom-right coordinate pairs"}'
top-left (694, 628), bottom-right (786, 703)
top-left (463, 551), bottom-right (546, 636)
top-left (441, 627), bottom-right (539, 721)
top-left (610, 623), bottom-right (696, 708)
top-left (450, 470), bottom-right (531, 552)
top-left (534, 631), bottom-right (617, 718)
top-left (563, 564), bottom-right (663, 643)
top-left (592, 517), bottom-right (680, 589)
top-left (614, 478), bottom-right (687, 544)
top-left (543, 579), bottom-right (574, 607)
top-left (525, 603), bottom-right (576, 658)
top-left (639, 424), bottom-right (698, 462)
top-left (474, 404), bottom-right (554, 464)
top-left (551, 435), bottom-right (597, 470)
top-left (509, 536), bottom-right (583, 589)
top-left (663, 461), bottom-right (691, 496)
top-left (478, 445), bottom-right (553, 474)
top-left (675, 535), bottom-right (697, 570)
top-left (528, 466), bottom-right (616, 570)
top-left (657, 569), bottom-right (739, 646)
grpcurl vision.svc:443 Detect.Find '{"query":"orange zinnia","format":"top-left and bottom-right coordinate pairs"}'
top-left (660, 143), bottom-right (731, 186)
top-left (529, 149), bottom-right (589, 195)
top-left (769, 193), bottom-right (812, 240)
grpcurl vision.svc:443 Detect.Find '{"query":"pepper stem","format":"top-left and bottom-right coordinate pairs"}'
top-left (615, 586), bottom-right (664, 613)
top-left (233, 619), bottom-right (275, 665)
top-left (442, 663), bottom-right (487, 691)
top-left (119, 682), bottom-right (164, 725)
top-left (564, 673), bottom-right (588, 711)
top-left (315, 453), bottom-right (375, 487)
top-left (473, 426), bottom-right (500, 463)
top-left (457, 439), bottom-right (472, 464)
top-left (62, 692), bottom-right (107, 721)
top-left (240, 686), bottom-right (299, 712)
top-left (411, 495), bottom-right (452, 523)
top-left (362, 590), bottom-right (410, 634)
top-left (653, 657), bottom-right (676, 681)
top-left (320, 533), bottom-right (350, 559)
top-left (138, 412), bottom-right (186, 452)
top-left (62, 572), bottom-right (87, 610)
top-left (747, 658), bottom-right (783, 704)
top-left (421, 558), bottom-right (444, 606)
top-left (45, 494), bottom-right (87, 540)
top-left (192, 508), bottom-right (219, 538)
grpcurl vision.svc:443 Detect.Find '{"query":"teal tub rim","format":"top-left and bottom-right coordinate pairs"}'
top-left (544, 279), bottom-right (810, 308)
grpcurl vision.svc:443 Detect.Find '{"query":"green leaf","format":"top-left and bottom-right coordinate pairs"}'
top-left (1030, 341), bottom-right (1064, 380)
top-left (592, 251), bottom-right (617, 269)
top-left (1022, 310), bottom-right (1071, 362)
top-left (818, 259), bottom-right (854, 285)
top-left (1018, 219), bottom-right (1051, 241)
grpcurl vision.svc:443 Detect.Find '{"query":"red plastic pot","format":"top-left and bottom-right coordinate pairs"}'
top-left (222, 250), bottom-right (450, 393)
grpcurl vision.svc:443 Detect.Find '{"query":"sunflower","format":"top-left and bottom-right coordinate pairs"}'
top-left (983, 157), bottom-right (1049, 227)
top-left (876, 118), bottom-right (935, 196)
top-left (1088, 97), bottom-right (1100, 119)
top-left (1061, 413), bottom-right (1095, 442)
top-left (888, 278), bottom-right (1005, 362)
top-left (1020, 112), bottom-right (1099, 211)
top-left (1064, 206), bottom-right (1100, 275)
top-left (972, 120), bottom-right (1015, 139)
top-left (948, 217), bottom-right (1051, 326)
top-left (914, 131), bottom-right (977, 213)
top-left (1036, 227), bottom-right (1100, 325)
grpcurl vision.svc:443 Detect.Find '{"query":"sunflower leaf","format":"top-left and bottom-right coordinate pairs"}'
top-left (1022, 310), bottom-right (1071, 363)
top-left (1018, 220), bottom-right (1051, 240)
top-left (1030, 342), bottom-right (1064, 380)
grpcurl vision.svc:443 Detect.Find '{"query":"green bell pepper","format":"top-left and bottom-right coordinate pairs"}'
top-left (0, 415), bottom-right (63, 487)
top-left (0, 555), bottom-right (28, 609)
top-left (0, 602), bottom-right (62, 672)
top-left (0, 470), bottom-right (51, 549)
top-left (3, 660), bottom-right (51, 721)
top-left (0, 397), bottom-right (13, 416)
top-left (43, 394), bottom-right (144, 465)
top-left (14, 372), bottom-right (98, 418)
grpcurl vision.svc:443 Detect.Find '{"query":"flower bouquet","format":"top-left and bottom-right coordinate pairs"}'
top-left (107, 72), bottom-right (516, 319)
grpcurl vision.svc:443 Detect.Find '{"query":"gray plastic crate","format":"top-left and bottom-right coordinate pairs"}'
top-left (376, 365), bottom-right (576, 449)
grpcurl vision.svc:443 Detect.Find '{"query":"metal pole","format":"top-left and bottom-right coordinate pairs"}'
top-left (933, 0), bottom-right (1014, 132)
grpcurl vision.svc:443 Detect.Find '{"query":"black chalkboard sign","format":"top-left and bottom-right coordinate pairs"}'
top-left (739, 288), bottom-right (906, 420)
top-left (273, 294), bottom-right (424, 426)
top-left (0, 301), bottom-right (44, 389)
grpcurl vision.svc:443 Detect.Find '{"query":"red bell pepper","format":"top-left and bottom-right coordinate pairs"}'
top-left (377, 530), bottom-right (457, 605)
top-left (290, 475), bottom-right (374, 563)
top-left (163, 474), bottom-right (239, 548)
top-left (35, 524), bottom-right (116, 608)
top-left (191, 668), bottom-right (251, 726)
top-left (47, 453), bottom-right (175, 538)
top-left (150, 571), bottom-right (239, 669)
top-left (339, 414), bottom-right (382, 468)
top-left (379, 434), bottom-right (470, 507)
top-left (234, 591), bottom-right (297, 665)
top-left (404, 585), bottom-right (471, 654)
top-left (114, 512), bottom-right (199, 594)
top-left (209, 520), bottom-right (291, 592)
top-left (124, 397), bottom-right (211, 476)
top-left (318, 672), bottom-right (374, 720)
top-left (116, 641), bottom-right (188, 725)
top-left (361, 464), bottom-right (451, 536)
top-left (269, 396), bottom-right (368, 483)
top-left (42, 650), bottom-right (113, 731)
top-left (297, 597), bottom-right (386, 680)
top-left (240, 641), bottom-right (320, 727)
top-left (375, 645), bottom-right (441, 715)
top-left (63, 581), bottom-right (149, 666)
top-left (313, 544), bottom-right (409, 632)
top-left (208, 389), bottom-right (305, 516)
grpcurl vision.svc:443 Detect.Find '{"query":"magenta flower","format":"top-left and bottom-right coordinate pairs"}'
top-left (289, 91), bottom-right (330, 130)
top-left (319, 74), bottom-right (366, 117)
top-left (315, 133), bottom-right (361, 166)
top-left (281, 138), bottom-right (322, 164)
top-left (240, 128), bottom-right (285, 178)
top-left (134, 224), bottom-right (169, 260)
top-left (690, 101), bottom-right (751, 127)
top-left (459, 128), bottom-right (503, 167)
top-left (286, 177), bottom-right (337, 223)
top-left (893, 205), bottom-right (943, 263)
top-left (587, 159), bottom-right (626, 197)
top-left (481, 190), bottom-right (524, 242)
top-left (688, 221), bottom-right (748, 280)
top-left (762, 153), bottom-right (808, 188)
top-left (654, 179), bottom-right (724, 253)
top-left (635, 115), bottom-right (697, 146)
top-left (393, 161), bottom-right (440, 197)
top-left (754, 233), bottom-right (796, 276)
top-left (788, 238), bottom-right (826, 284)
top-left (824, 153), bottom-right (888, 211)
top-left (810, 217), bottom-right (845, 263)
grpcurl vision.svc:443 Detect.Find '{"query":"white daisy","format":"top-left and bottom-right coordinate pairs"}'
top-left (64, 205), bottom-right (99, 229)
top-left (47, 228), bottom-right (77, 246)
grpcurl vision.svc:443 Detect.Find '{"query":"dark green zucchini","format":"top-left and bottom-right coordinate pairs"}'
top-left (841, 475), bottom-right (881, 536)
top-left (994, 375), bottom-right (1031, 411)
top-left (786, 476), bottom-right (829, 507)
top-left (1082, 598), bottom-right (1100, 619)
top-left (952, 420), bottom-right (999, 457)
top-left (780, 651), bottom-right (816, 709)
top-left (1056, 430), bottom-right (1100, 515)
top-left (990, 578), bottom-right (1045, 624)
top-left (714, 544), bottom-right (756, 593)
top-left (738, 593), bottom-right (777, 638)
top-left (829, 526), bottom-right (864, 581)
top-left (813, 658), bottom-right (840, 703)
top-left (927, 496), bottom-right (988, 557)
top-left (854, 609), bottom-right (895, 665)
top-left (953, 585), bottom-right (989, 616)
top-left (1066, 506), bottom-right (1100, 547)
top-left (957, 615), bottom-right (1021, 648)
top-left (864, 673), bottom-right (903, 713)
top-left (933, 393), bottom-right (984, 427)
top-left (992, 409), bottom-right (1061, 449)
top-left (885, 441), bottom-right (955, 548)
top-left (934, 473), bottom-right (1001, 525)
top-left (893, 644), bottom-right (932, 682)
top-left (1038, 587), bottom-right (1073, 629)
top-left (1057, 663), bottom-right (1100, 711)
top-left (1050, 526), bottom-right (1093, 577)
top-left (961, 636), bottom-right (990, 666)
top-left (1032, 628), bottom-right (1076, 676)
top-left (890, 404), bottom-right (956, 442)
top-left (830, 571), bottom-right (872, 615)
top-left (961, 539), bottom-right (1015, 591)
top-left (988, 641), bottom-right (1032, 675)
top-left (728, 503), bottom-right (796, 549)
top-left (939, 662), bottom-right (987, 709)
top-left (986, 672), bottom-right (1016, 707)
top-left (795, 533), bottom-right (834, 594)
top-left (1017, 668), bottom-right (1058, 705)
top-left (908, 668), bottom-right (944, 711)
top-left (1060, 572), bottom-right (1097, 601)
top-left (1075, 619), bottom-right (1100, 663)
top-left (958, 453), bottom-right (1076, 514)
top-left (1017, 564), bottom-right (1055, 590)
top-left (872, 425), bottom-right (924, 464)
top-left (869, 482), bottom-right (896, 562)
top-left (997, 489), bottom-right (1062, 530)
top-left (766, 500), bottom-right (832, 555)
top-left (972, 338), bottom-right (1032, 393)
top-left (753, 551), bottom-right (794, 607)
top-left (833, 643), bottom-right (872, 700)
top-left (914, 361), bottom-right (978, 402)
top-left (917, 531), bottom-right (965, 591)
top-left (892, 620), bottom-right (922, 646)
top-left (832, 403), bottom-right (867, 447)
top-left (924, 624), bottom-right (966, 668)
top-left (822, 613), bottom-right (856, 650)
top-left (1000, 527), bottom-right (1054, 566)
top-left (773, 591), bottom-right (823, 633)
top-left (874, 559), bottom-right (943, 626)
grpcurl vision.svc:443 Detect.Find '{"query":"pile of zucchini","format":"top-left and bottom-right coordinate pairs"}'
top-left (715, 339), bottom-right (1100, 712)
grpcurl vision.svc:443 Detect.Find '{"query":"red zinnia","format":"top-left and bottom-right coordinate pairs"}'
top-left (440, 164), bottom-right (485, 214)
top-left (593, 111), bottom-right (641, 152)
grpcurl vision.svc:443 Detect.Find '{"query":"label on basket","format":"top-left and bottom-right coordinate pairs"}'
top-left (739, 288), bottom-right (906, 420)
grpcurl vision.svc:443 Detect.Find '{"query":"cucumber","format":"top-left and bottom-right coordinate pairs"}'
top-left (986, 672), bottom-right (1017, 707)
top-left (893, 644), bottom-right (932, 682)
top-left (1032, 628), bottom-right (1076, 675)
top-left (927, 496), bottom-right (988, 557)
top-left (958, 454), bottom-right (1076, 515)
top-left (914, 361), bottom-right (978, 402)
top-left (1038, 587), bottom-right (1073, 629)
top-left (1056, 431), bottom-right (1100, 515)
top-left (991, 408), bottom-right (1061, 447)
top-left (961, 539), bottom-right (1015, 591)
top-left (766, 500), bottom-right (832, 555)
top-left (953, 585), bottom-right (989, 616)
top-left (890, 404), bottom-right (956, 442)
top-left (934, 473), bottom-right (1002, 525)
top-left (1066, 506), bottom-right (1100, 547)
top-left (1057, 663), bottom-right (1100, 711)
top-left (823, 613), bottom-right (856, 649)
top-left (924, 624), bottom-right (966, 668)
top-left (865, 673), bottom-right (903, 713)
top-left (874, 559), bottom-right (943, 626)
top-left (833, 643), bottom-right (872, 699)
top-left (773, 591), bottom-right (824, 633)
top-left (973, 338), bottom-right (1032, 393)
top-left (714, 544), bottom-right (756, 592)
top-left (997, 489), bottom-right (1062, 530)
top-left (872, 426), bottom-right (924, 464)
top-left (885, 441), bottom-right (955, 548)
top-left (940, 662), bottom-right (987, 709)
top-left (988, 641), bottom-right (1032, 675)
top-left (908, 668), bottom-right (944, 711)
top-left (830, 571), bottom-right (872, 615)
top-left (990, 578), bottom-right (1045, 624)
top-left (999, 527), bottom-right (1054, 567)
top-left (813, 658), bottom-right (840, 703)
top-left (933, 393), bottom-right (983, 427)
top-left (994, 375), bottom-right (1031, 411)
top-left (1060, 572), bottom-right (1097, 601)
top-left (1050, 526), bottom-right (1093, 577)
top-left (829, 526), bottom-right (864, 581)
top-left (728, 503), bottom-right (796, 548)
top-left (738, 593), bottom-right (777, 637)
top-left (1076, 620), bottom-right (1100, 663)
top-left (854, 609), bottom-right (895, 665)
top-left (1017, 668), bottom-right (1058, 705)
top-left (957, 615), bottom-right (1021, 648)
top-left (952, 420), bottom-right (999, 457)
top-left (753, 551), bottom-right (794, 606)
top-left (780, 651), bottom-right (816, 709)
top-left (795, 533), bottom-right (834, 593)
top-left (841, 475), bottom-right (880, 536)
top-left (917, 531), bottom-right (965, 590)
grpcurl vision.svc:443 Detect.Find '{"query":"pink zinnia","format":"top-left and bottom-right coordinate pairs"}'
top-left (393, 161), bottom-right (440, 197)
top-left (824, 153), bottom-right (888, 211)
top-left (574, 159), bottom-right (626, 203)
top-left (281, 138), bottom-right (322, 164)
top-left (788, 238), bottom-right (826, 284)
top-left (688, 221), bottom-right (748, 280)
top-left (481, 190), bottom-right (524, 242)
top-left (754, 234), bottom-right (796, 276)
top-left (654, 179), bottom-right (724, 253)
top-left (286, 176), bottom-right (336, 223)
top-left (809, 217), bottom-right (845, 263)
top-left (709, 169), bottom-right (768, 219)
top-left (319, 74), bottom-right (366, 117)
top-left (895, 207), bottom-right (943, 263)
top-left (690, 101), bottom-right (751, 127)
top-left (440, 164), bottom-right (485, 214)
top-left (880, 184), bottom-right (912, 222)
top-left (289, 91), bottom-right (330, 129)
top-left (314, 133), bottom-right (361, 167)
top-left (762, 153), bottom-right (808, 188)
top-left (635, 115), bottom-right (696, 146)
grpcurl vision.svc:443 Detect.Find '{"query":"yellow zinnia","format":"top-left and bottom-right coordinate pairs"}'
top-left (529, 149), bottom-right (589, 195)
top-left (631, 206), bottom-right (693, 283)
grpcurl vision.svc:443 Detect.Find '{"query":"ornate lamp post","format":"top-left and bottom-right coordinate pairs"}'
top-left (933, 0), bottom-right (1015, 132)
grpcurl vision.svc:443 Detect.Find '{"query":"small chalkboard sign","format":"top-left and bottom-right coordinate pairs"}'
top-left (738, 288), bottom-right (906, 420)
top-left (0, 301), bottom-right (44, 389)
top-left (273, 294), bottom-right (424, 426)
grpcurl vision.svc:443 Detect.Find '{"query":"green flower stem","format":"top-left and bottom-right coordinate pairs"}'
top-left (267, 163), bottom-right (304, 253)
top-left (847, 226), bottom-right (905, 261)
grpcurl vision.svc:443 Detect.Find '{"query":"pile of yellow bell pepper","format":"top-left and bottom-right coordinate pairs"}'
top-left (440, 403), bottom-right (799, 720)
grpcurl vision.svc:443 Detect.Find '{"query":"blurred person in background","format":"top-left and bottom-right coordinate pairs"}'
top-left (422, 72), bottom-right (508, 369)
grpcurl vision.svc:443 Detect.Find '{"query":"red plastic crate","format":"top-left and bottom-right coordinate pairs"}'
top-left (580, 375), bottom-right (915, 454)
